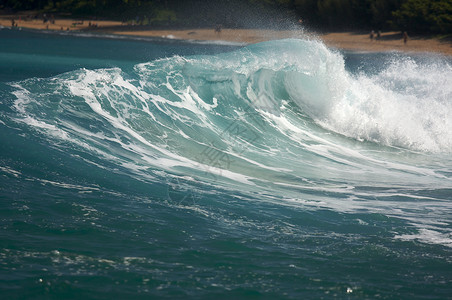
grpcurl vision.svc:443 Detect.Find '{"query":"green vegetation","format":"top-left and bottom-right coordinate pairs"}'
top-left (391, 0), bottom-right (452, 32)
top-left (1, 0), bottom-right (451, 33)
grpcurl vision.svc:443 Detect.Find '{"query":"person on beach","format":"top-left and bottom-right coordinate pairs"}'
top-left (377, 30), bottom-right (381, 41)
top-left (403, 31), bottom-right (408, 45)
top-left (215, 24), bottom-right (222, 34)
top-left (370, 30), bottom-right (375, 41)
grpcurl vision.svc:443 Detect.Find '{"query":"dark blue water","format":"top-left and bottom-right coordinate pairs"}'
top-left (0, 28), bottom-right (241, 82)
top-left (1, 28), bottom-right (451, 299)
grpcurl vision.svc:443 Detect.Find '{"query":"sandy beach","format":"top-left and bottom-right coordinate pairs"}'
top-left (1, 14), bottom-right (451, 56)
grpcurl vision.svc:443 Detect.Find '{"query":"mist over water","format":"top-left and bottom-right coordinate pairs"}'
top-left (1, 30), bottom-right (451, 299)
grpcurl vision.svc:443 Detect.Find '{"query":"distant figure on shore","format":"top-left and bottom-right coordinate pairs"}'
top-left (403, 31), bottom-right (408, 45)
top-left (370, 30), bottom-right (375, 41)
top-left (11, 18), bottom-right (15, 27)
top-left (215, 24), bottom-right (222, 34)
top-left (377, 30), bottom-right (381, 41)
top-left (298, 19), bottom-right (304, 34)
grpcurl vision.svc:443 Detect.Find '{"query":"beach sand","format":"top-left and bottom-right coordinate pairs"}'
top-left (1, 14), bottom-right (451, 56)
top-left (0, 15), bottom-right (122, 32)
top-left (113, 28), bottom-right (452, 55)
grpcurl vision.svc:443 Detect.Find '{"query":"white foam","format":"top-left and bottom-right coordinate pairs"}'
top-left (0, 166), bottom-right (22, 177)
top-left (320, 58), bottom-right (452, 152)
top-left (396, 228), bottom-right (452, 248)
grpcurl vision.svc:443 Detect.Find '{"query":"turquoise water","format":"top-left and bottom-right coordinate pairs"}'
top-left (1, 28), bottom-right (451, 299)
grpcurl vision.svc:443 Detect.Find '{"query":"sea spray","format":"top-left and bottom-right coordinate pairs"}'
top-left (319, 56), bottom-right (452, 152)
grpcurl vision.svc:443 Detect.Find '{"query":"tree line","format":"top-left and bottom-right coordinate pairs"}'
top-left (1, 0), bottom-right (451, 33)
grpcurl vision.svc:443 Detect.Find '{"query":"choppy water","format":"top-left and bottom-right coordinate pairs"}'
top-left (1, 28), bottom-right (451, 299)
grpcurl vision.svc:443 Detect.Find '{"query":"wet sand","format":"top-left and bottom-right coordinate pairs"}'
top-left (1, 15), bottom-right (451, 56)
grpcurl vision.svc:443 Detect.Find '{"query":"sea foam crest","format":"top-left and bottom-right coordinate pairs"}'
top-left (270, 40), bottom-right (452, 152)
top-left (322, 57), bottom-right (452, 152)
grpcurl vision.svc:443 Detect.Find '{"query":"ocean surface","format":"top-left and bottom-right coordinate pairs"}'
top-left (1, 28), bottom-right (451, 299)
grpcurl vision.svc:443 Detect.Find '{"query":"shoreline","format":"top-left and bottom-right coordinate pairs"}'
top-left (1, 15), bottom-right (451, 56)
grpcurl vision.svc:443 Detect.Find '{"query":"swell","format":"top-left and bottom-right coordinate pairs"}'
top-left (5, 39), bottom-right (452, 184)
top-left (2, 38), bottom-right (452, 248)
